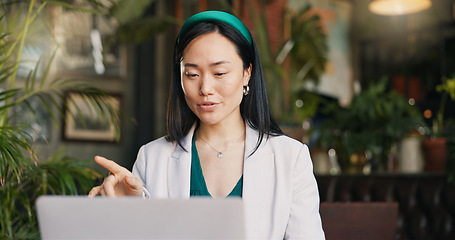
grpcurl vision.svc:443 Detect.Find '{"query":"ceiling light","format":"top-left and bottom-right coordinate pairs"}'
top-left (369, 0), bottom-right (432, 16)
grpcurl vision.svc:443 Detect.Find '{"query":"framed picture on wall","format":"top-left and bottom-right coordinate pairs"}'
top-left (62, 91), bottom-right (121, 143)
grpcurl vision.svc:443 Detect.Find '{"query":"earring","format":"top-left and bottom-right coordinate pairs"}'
top-left (243, 85), bottom-right (250, 96)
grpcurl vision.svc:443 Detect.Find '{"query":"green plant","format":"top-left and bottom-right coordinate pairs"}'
top-left (432, 77), bottom-right (455, 137)
top-left (246, 1), bottom-right (328, 123)
top-left (0, 0), bottom-right (127, 238)
top-left (431, 77), bottom-right (455, 184)
top-left (314, 78), bottom-right (423, 171)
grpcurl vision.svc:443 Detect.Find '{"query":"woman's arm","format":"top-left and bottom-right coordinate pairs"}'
top-left (132, 146), bottom-right (151, 198)
top-left (285, 145), bottom-right (325, 239)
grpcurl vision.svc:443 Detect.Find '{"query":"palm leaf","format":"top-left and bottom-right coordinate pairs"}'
top-left (244, 2), bottom-right (327, 122)
top-left (1, 152), bottom-right (101, 239)
top-left (0, 125), bottom-right (33, 184)
top-left (0, 1), bottom-right (131, 238)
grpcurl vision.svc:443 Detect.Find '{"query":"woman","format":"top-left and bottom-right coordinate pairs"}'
top-left (89, 10), bottom-right (325, 239)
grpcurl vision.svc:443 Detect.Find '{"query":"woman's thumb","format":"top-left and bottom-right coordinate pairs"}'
top-left (125, 176), bottom-right (141, 190)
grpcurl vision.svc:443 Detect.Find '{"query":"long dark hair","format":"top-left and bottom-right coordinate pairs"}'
top-left (166, 20), bottom-right (282, 153)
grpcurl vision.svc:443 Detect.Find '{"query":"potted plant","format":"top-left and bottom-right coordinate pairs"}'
top-left (246, 2), bottom-right (328, 126)
top-left (313, 78), bottom-right (423, 173)
top-left (422, 77), bottom-right (455, 172)
top-left (0, 1), bottom-right (129, 238)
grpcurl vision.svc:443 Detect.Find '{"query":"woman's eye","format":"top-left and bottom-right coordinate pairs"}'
top-left (185, 72), bottom-right (198, 78)
top-left (215, 73), bottom-right (226, 76)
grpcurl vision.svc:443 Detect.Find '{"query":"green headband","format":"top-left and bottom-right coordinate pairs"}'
top-left (177, 11), bottom-right (253, 46)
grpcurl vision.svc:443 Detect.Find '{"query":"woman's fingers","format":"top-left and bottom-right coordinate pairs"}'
top-left (94, 156), bottom-right (126, 175)
top-left (89, 156), bottom-right (143, 197)
top-left (125, 176), bottom-right (143, 193)
top-left (103, 174), bottom-right (119, 197)
top-left (88, 186), bottom-right (101, 197)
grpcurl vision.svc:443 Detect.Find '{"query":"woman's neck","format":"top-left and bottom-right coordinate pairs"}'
top-left (197, 119), bottom-right (246, 143)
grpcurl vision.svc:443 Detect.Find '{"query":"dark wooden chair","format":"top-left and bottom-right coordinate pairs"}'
top-left (320, 202), bottom-right (398, 240)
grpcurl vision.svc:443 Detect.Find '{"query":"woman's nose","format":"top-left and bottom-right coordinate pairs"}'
top-left (199, 75), bottom-right (214, 96)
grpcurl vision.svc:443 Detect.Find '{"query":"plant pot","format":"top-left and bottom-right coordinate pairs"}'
top-left (311, 148), bottom-right (341, 175)
top-left (311, 148), bottom-right (331, 174)
top-left (399, 135), bottom-right (424, 173)
top-left (422, 138), bottom-right (448, 172)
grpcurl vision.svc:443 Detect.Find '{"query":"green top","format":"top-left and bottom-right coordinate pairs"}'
top-left (190, 135), bottom-right (243, 197)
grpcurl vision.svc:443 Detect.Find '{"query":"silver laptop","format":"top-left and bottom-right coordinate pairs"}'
top-left (36, 196), bottom-right (245, 239)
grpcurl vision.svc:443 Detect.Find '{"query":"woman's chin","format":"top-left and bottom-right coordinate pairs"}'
top-left (199, 118), bottom-right (221, 126)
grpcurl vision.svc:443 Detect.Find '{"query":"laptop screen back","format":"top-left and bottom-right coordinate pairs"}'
top-left (36, 196), bottom-right (245, 239)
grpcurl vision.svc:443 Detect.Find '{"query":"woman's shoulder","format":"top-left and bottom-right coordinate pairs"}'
top-left (258, 134), bottom-right (312, 171)
top-left (140, 136), bottom-right (176, 154)
top-left (143, 135), bottom-right (173, 146)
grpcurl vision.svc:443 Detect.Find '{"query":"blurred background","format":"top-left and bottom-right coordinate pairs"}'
top-left (3, 0), bottom-right (454, 172)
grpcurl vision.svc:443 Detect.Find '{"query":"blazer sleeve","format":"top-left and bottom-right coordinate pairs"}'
top-left (285, 144), bottom-right (325, 239)
top-left (132, 145), bottom-right (151, 198)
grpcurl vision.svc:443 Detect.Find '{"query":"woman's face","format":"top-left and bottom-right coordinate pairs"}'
top-left (180, 32), bottom-right (251, 126)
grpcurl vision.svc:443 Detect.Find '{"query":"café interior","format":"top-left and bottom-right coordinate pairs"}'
top-left (2, 0), bottom-right (455, 239)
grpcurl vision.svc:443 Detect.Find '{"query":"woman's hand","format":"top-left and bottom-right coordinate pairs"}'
top-left (88, 156), bottom-right (143, 197)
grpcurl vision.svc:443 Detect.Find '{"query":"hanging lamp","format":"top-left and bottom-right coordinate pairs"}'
top-left (369, 0), bottom-right (432, 16)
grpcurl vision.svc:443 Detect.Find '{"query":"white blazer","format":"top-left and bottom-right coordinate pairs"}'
top-left (132, 124), bottom-right (325, 239)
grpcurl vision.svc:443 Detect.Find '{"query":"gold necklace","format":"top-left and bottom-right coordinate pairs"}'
top-left (199, 133), bottom-right (245, 159)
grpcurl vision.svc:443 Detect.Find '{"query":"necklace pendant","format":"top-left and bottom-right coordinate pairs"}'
top-left (217, 152), bottom-right (224, 159)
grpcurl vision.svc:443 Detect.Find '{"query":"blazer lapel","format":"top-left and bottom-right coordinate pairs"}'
top-left (167, 125), bottom-right (195, 199)
top-left (242, 125), bottom-right (275, 234)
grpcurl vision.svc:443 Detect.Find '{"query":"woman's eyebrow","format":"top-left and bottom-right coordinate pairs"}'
top-left (211, 60), bottom-right (230, 66)
top-left (184, 60), bottom-right (231, 68)
top-left (184, 63), bottom-right (198, 68)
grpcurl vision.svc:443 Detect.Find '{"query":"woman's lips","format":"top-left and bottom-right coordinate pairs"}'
top-left (198, 102), bottom-right (219, 111)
